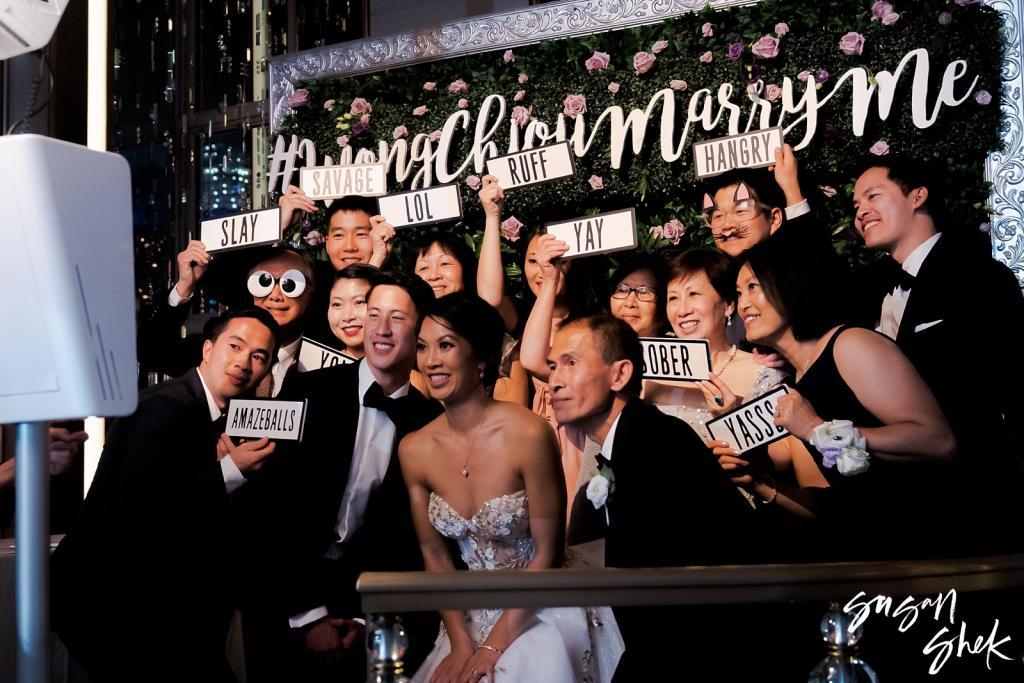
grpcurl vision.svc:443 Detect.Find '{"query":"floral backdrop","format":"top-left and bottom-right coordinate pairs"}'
top-left (275, 0), bottom-right (1004, 280)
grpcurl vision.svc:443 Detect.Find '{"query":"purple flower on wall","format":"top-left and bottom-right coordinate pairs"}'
top-left (727, 43), bottom-right (744, 61)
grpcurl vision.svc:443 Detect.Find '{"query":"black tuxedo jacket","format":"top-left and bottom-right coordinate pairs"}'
top-left (51, 369), bottom-right (238, 680)
top-left (251, 361), bottom-right (442, 619)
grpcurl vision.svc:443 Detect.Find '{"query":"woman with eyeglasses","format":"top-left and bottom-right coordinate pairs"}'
top-left (607, 253), bottom-right (668, 338)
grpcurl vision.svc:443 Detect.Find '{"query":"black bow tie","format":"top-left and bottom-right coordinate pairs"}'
top-left (363, 382), bottom-right (417, 430)
top-left (210, 414), bottom-right (228, 440)
top-left (595, 452), bottom-right (612, 470)
top-left (890, 268), bottom-right (916, 292)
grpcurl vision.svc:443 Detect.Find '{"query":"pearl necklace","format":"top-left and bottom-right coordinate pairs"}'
top-left (713, 345), bottom-right (738, 375)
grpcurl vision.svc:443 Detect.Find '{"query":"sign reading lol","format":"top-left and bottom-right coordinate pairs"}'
top-left (544, 208), bottom-right (637, 259)
top-left (693, 127), bottom-right (784, 178)
top-left (705, 386), bottom-right (790, 454)
top-left (300, 162), bottom-right (387, 200)
top-left (297, 337), bottom-right (358, 373)
top-left (200, 208), bottom-right (282, 253)
top-left (376, 184), bottom-right (463, 228)
top-left (486, 141), bottom-right (576, 190)
top-left (225, 398), bottom-right (308, 441)
top-left (640, 338), bottom-right (712, 381)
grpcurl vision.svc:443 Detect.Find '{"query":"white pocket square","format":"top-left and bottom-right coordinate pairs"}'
top-left (914, 320), bottom-right (943, 333)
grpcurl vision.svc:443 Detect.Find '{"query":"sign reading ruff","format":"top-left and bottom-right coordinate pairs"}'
top-left (200, 208), bottom-right (282, 253)
top-left (544, 208), bottom-right (637, 260)
top-left (225, 399), bottom-right (308, 441)
top-left (376, 184), bottom-right (463, 228)
top-left (297, 337), bottom-right (358, 373)
top-left (692, 127), bottom-right (784, 178)
top-left (640, 338), bottom-right (712, 382)
top-left (485, 141), bottom-right (575, 190)
top-left (300, 162), bottom-right (387, 200)
top-left (705, 386), bottom-right (790, 454)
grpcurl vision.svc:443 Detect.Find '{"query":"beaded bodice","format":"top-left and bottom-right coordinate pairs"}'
top-left (428, 489), bottom-right (534, 571)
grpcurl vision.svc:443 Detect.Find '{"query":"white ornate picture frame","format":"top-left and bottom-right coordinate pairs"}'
top-left (269, 0), bottom-right (1024, 281)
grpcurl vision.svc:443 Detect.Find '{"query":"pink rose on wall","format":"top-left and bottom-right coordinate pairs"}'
top-left (871, 1), bottom-right (893, 18)
top-left (701, 22), bottom-right (714, 37)
top-left (608, 82), bottom-right (620, 94)
top-left (938, 12), bottom-right (952, 25)
top-left (458, 98), bottom-right (470, 109)
top-left (360, 113), bottom-right (371, 125)
top-left (393, 125), bottom-right (408, 139)
top-left (585, 51), bottom-right (611, 71)
top-left (287, 89), bottom-right (310, 107)
top-left (349, 97), bottom-right (372, 115)
top-left (670, 79), bottom-right (687, 91)
top-left (588, 175), bottom-right (604, 190)
top-left (975, 90), bottom-right (992, 105)
top-left (423, 81), bottom-right (436, 91)
top-left (881, 12), bottom-right (900, 25)
top-left (412, 105), bottom-right (428, 116)
top-left (765, 84), bottom-right (782, 102)
top-left (797, 70), bottom-right (812, 81)
top-left (518, 73), bottom-right (529, 84)
top-left (428, 130), bottom-right (442, 142)
top-left (336, 135), bottom-right (349, 148)
top-left (839, 32), bottom-right (865, 56)
top-left (651, 40), bottom-right (669, 54)
top-left (448, 79), bottom-right (469, 94)
top-left (323, 99), bottom-right (336, 111)
top-left (563, 93), bottom-right (588, 119)
top-left (503, 50), bottom-right (515, 62)
top-left (501, 216), bottom-right (523, 242)
top-left (649, 225), bottom-right (664, 239)
top-left (751, 35), bottom-right (780, 59)
top-left (727, 43), bottom-right (743, 61)
top-left (661, 219), bottom-right (685, 245)
top-left (869, 139), bottom-right (890, 155)
top-left (304, 230), bottom-right (324, 247)
top-left (699, 51), bottom-right (713, 63)
top-left (633, 51), bottom-right (657, 74)
top-left (513, 90), bottom-right (526, 102)
top-left (775, 22), bottom-right (789, 36)
top-left (819, 185), bottom-right (838, 198)
top-left (511, 105), bottom-right (531, 128)
top-left (466, 175), bottom-right (482, 190)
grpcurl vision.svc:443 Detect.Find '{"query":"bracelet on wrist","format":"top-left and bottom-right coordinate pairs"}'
top-left (477, 644), bottom-right (504, 655)
top-left (757, 476), bottom-right (778, 505)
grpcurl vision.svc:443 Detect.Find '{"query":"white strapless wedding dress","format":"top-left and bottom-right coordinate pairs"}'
top-left (411, 489), bottom-right (623, 683)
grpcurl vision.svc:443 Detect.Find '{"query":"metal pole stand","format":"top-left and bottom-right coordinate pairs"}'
top-left (15, 421), bottom-right (50, 683)
top-left (366, 613), bottom-right (410, 683)
top-left (808, 601), bottom-right (879, 683)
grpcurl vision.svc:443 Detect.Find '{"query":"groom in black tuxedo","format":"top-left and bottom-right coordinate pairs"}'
top-left (52, 308), bottom-right (281, 681)
top-left (239, 271), bottom-right (441, 682)
top-left (853, 159), bottom-right (1024, 554)
top-left (549, 313), bottom-right (755, 681)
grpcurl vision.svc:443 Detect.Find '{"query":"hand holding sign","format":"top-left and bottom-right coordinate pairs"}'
top-left (543, 209), bottom-right (639, 260)
top-left (479, 175), bottom-right (505, 218)
top-left (697, 373), bottom-right (740, 416)
top-left (279, 184), bottom-right (317, 230)
top-left (368, 215), bottom-right (396, 268)
top-left (713, 444), bottom-right (754, 490)
top-left (175, 240), bottom-right (212, 300)
top-left (534, 233), bottom-right (569, 283)
top-left (769, 144), bottom-right (804, 208)
top-left (217, 434), bottom-right (276, 474)
top-left (771, 387), bottom-right (822, 441)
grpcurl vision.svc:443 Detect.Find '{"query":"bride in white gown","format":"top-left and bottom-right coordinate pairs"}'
top-left (399, 292), bottom-right (623, 683)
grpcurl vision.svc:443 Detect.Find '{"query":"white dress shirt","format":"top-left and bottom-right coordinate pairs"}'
top-left (289, 359), bottom-right (411, 629)
top-left (784, 199), bottom-right (810, 221)
top-left (599, 412), bottom-right (623, 463)
top-left (270, 338), bottom-right (301, 397)
top-left (877, 233), bottom-right (942, 340)
top-left (196, 367), bottom-right (246, 494)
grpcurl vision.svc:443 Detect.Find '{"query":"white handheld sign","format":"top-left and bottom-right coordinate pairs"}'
top-left (640, 338), bottom-right (712, 381)
top-left (704, 386), bottom-right (790, 454)
top-left (692, 127), bottom-right (784, 178)
top-left (225, 398), bottom-right (308, 441)
top-left (544, 208), bottom-right (637, 260)
top-left (376, 184), bottom-right (463, 228)
top-left (485, 141), bottom-right (576, 190)
top-left (297, 337), bottom-right (358, 373)
top-left (300, 163), bottom-right (387, 200)
top-left (200, 207), bottom-right (282, 254)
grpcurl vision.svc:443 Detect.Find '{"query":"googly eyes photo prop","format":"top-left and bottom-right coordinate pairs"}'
top-left (247, 269), bottom-right (308, 299)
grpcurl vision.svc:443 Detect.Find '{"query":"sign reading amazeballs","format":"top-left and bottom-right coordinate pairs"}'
top-left (376, 184), bottom-right (463, 228)
top-left (200, 208), bottom-right (282, 253)
top-left (640, 338), bottom-right (712, 381)
top-left (297, 337), bottom-right (358, 373)
top-left (704, 386), bottom-right (789, 454)
top-left (544, 208), bottom-right (638, 259)
top-left (225, 398), bottom-right (308, 441)
top-left (300, 163), bottom-right (387, 200)
top-left (693, 127), bottom-right (784, 178)
top-left (485, 141), bottom-right (576, 190)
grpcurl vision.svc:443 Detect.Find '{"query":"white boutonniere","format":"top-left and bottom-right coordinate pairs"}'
top-left (810, 420), bottom-right (870, 476)
top-left (585, 464), bottom-right (616, 523)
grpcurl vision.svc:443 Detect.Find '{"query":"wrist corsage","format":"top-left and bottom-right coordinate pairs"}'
top-left (810, 420), bottom-right (870, 476)
top-left (585, 464), bottom-right (616, 523)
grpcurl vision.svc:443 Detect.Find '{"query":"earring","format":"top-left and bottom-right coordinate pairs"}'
top-left (726, 314), bottom-right (733, 327)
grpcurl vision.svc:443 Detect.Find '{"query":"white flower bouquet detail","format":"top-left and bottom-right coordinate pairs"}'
top-left (585, 464), bottom-right (616, 523)
top-left (810, 420), bottom-right (870, 476)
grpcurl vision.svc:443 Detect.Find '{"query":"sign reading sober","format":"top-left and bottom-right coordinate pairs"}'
top-left (486, 141), bottom-right (576, 190)
top-left (376, 184), bottom-right (463, 228)
top-left (705, 386), bottom-right (789, 454)
top-left (693, 127), bottom-right (784, 178)
top-left (300, 162), bottom-right (387, 200)
top-left (200, 208), bottom-right (282, 253)
top-left (544, 208), bottom-right (637, 259)
top-left (640, 338), bottom-right (712, 381)
top-left (225, 398), bottom-right (308, 441)
top-left (297, 337), bottom-right (358, 373)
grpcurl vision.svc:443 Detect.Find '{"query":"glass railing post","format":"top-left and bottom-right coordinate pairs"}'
top-left (808, 602), bottom-right (879, 683)
top-left (366, 612), bottom-right (410, 683)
